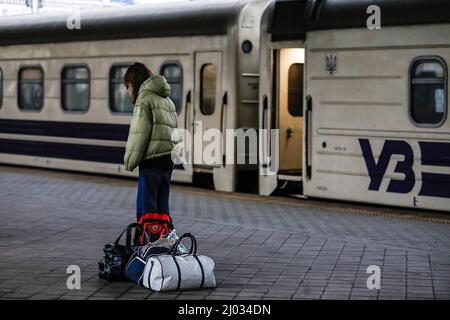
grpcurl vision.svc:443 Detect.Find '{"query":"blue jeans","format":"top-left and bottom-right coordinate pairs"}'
top-left (136, 166), bottom-right (172, 221)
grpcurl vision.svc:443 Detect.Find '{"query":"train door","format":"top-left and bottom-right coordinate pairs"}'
top-left (259, 47), bottom-right (305, 195)
top-left (278, 48), bottom-right (304, 178)
top-left (193, 51), bottom-right (223, 171)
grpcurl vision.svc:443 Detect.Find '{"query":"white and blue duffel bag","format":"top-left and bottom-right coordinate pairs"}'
top-left (142, 233), bottom-right (216, 291)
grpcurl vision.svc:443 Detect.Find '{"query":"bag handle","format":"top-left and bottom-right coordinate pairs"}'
top-left (113, 227), bottom-right (128, 245)
top-left (126, 223), bottom-right (149, 249)
top-left (114, 223), bottom-right (148, 252)
top-left (169, 233), bottom-right (197, 255)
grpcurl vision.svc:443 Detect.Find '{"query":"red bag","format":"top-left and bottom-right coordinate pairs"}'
top-left (137, 212), bottom-right (174, 244)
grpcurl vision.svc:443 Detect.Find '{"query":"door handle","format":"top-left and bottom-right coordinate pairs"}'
top-left (220, 92), bottom-right (228, 166)
top-left (184, 90), bottom-right (191, 132)
top-left (262, 95), bottom-right (269, 168)
top-left (305, 95), bottom-right (312, 180)
top-left (262, 95), bottom-right (268, 129)
top-left (220, 92), bottom-right (228, 133)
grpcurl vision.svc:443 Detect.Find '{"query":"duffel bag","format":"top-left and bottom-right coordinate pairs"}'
top-left (142, 233), bottom-right (216, 291)
top-left (124, 237), bottom-right (176, 285)
top-left (98, 223), bottom-right (147, 281)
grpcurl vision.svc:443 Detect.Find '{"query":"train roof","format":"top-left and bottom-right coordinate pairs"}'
top-left (0, 0), bottom-right (251, 46)
top-left (3, 0), bottom-right (450, 46)
top-left (270, 0), bottom-right (450, 41)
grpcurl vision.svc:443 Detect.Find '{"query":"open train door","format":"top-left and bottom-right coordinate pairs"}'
top-left (258, 0), bottom-right (307, 196)
top-left (277, 49), bottom-right (305, 180)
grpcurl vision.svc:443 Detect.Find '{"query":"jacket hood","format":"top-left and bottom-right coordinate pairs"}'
top-left (139, 75), bottom-right (171, 98)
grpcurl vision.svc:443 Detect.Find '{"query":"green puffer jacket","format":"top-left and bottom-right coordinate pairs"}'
top-left (124, 75), bottom-right (178, 172)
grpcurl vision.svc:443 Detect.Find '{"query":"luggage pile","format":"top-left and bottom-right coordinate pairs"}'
top-left (98, 213), bottom-right (216, 291)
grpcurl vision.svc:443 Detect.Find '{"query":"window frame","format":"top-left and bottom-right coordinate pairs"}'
top-left (109, 63), bottom-right (134, 115)
top-left (408, 55), bottom-right (448, 128)
top-left (160, 60), bottom-right (183, 115)
top-left (18, 64), bottom-right (45, 112)
top-left (199, 63), bottom-right (217, 116)
top-left (61, 63), bottom-right (91, 114)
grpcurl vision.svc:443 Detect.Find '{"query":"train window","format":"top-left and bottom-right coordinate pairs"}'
top-left (18, 66), bottom-right (44, 111)
top-left (61, 65), bottom-right (90, 112)
top-left (160, 62), bottom-right (183, 115)
top-left (200, 64), bottom-right (217, 115)
top-left (109, 64), bottom-right (133, 113)
top-left (288, 63), bottom-right (304, 117)
top-left (0, 67), bottom-right (2, 109)
top-left (410, 57), bottom-right (447, 126)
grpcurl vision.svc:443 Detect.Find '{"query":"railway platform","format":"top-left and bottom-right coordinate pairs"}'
top-left (0, 165), bottom-right (449, 300)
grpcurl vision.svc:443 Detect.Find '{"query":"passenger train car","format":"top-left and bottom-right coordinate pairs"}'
top-left (260, 0), bottom-right (450, 212)
top-left (0, 0), bottom-right (449, 212)
top-left (0, 0), bottom-right (266, 193)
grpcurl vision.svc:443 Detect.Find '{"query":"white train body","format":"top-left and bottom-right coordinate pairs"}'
top-left (258, 0), bottom-right (450, 212)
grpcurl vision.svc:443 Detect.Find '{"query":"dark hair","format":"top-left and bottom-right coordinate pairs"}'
top-left (123, 62), bottom-right (154, 104)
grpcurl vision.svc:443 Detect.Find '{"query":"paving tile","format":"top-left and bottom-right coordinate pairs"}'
top-left (0, 167), bottom-right (449, 300)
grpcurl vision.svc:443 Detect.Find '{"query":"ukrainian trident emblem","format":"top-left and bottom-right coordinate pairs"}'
top-left (326, 53), bottom-right (337, 75)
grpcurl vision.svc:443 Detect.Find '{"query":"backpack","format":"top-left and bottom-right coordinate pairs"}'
top-left (137, 212), bottom-right (174, 244)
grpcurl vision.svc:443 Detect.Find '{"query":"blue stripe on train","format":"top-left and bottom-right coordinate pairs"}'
top-left (0, 138), bottom-right (125, 164)
top-left (0, 119), bottom-right (130, 141)
top-left (0, 138), bottom-right (185, 170)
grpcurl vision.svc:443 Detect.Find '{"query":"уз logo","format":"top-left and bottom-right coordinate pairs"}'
top-left (359, 139), bottom-right (450, 198)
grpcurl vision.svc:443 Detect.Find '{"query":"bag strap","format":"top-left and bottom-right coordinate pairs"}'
top-left (114, 223), bottom-right (148, 252)
top-left (169, 233), bottom-right (197, 255)
top-left (166, 214), bottom-right (174, 230)
top-left (113, 227), bottom-right (129, 245)
top-left (194, 255), bottom-right (205, 288)
top-left (126, 223), bottom-right (144, 250)
top-left (134, 224), bottom-right (151, 247)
